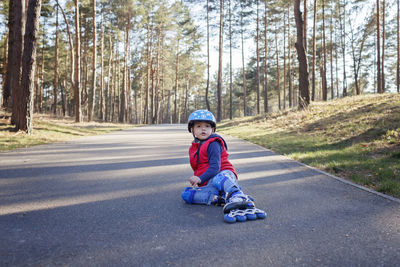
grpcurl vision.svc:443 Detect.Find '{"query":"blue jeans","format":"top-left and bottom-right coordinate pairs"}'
top-left (181, 170), bottom-right (243, 205)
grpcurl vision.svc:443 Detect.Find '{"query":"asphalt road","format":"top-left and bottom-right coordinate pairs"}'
top-left (1, 124), bottom-right (399, 266)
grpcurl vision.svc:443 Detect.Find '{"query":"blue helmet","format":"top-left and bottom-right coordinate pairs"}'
top-left (187, 110), bottom-right (216, 132)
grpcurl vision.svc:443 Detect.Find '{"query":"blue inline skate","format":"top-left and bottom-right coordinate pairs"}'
top-left (223, 193), bottom-right (266, 223)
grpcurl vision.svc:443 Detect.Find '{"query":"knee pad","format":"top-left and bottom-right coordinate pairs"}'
top-left (212, 174), bottom-right (228, 191)
top-left (212, 172), bottom-right (240, 194)
top-left (181, 187), bottom-right (196, 204)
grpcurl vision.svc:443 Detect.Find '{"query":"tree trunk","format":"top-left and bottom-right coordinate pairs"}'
top-left (205, 0), bottom-right (210, 111)
top-left (149, 26), bottom-right (154, 124)
top-left (275, 31), bottom-right (281, 110)
top-left (39, 34), bottom-right (44, 112)
top-left (256, 0), bottom-right (260, 114)
top-left (53, 4), bottom-right (59, 115)
top-left (283, 11), bottom-right (287, 110)
top-left (74, 0), bottom-right (82, 122)
top-left (111, 51), bottom-right (115, 122)
top-left (263, 0), bottom-right (268, 113)
top-left (376, 0), bottom-right (381, 94)
top-left (17, 0), bottom-right (42, 133)
top-left (289, 42), bottom-right (293, 107)
top-left (99, 25), bottom-right (104, 120)
top-left (398, 0), bottom-right (400, 93)
top-left (119, 22), bottom-right (128, 123)
top-left (61, 79), bottom-right (66, 116)
top-left (166, 90), bottom-right (171, 123)
top-left (105, 36), bottom-right (112, 121)
top-left (184, 76), bottom-right (189, 121)
top-left (303, 0), bottom-right (307, 52)
top-left (294, 0), bottom-right (310, 109)
top-left (2, 33), bottom-right (8, 103)
top-left (153, 28), bottom-right (161, 124)
top-left (82, 37), bottom-right (88, 115)
top-left (216, 0), bottom-right (223, 122)
top-left (288, 18), bottom-right (293, 108)
top-left (241, 13), bottom-right (247, 116)
top-left (7, 0), bottom-right (25, 124)
top-left (229, 0), bottom-right (233, 119)
top-left (88, 0), bottom-right (96, 121)
top-left (330, 7), bottom-right (334, 99)
top-left (311, 0), bottom-right (316, 101)
top-left (381, 0), bottom-right (385, 93)
top-left (174, 38), bottom-right (179, 123)
top-left (340, 1), bottom-right (347, 96)
top-left (321, 0), bottom-right (327, 101)
top-left (34, 57), bottom-right (39, 112)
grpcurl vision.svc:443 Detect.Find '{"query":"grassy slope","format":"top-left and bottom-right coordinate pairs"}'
top-left (219, 94), bottom-right (400, 198)
top-left (0, 113), bottom-right (135, 151)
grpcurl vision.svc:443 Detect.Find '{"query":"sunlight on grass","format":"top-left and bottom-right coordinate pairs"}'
top-left (219, 94), bottom-right (400, 198)
top-left (0, 113), bottom-right (136, 152)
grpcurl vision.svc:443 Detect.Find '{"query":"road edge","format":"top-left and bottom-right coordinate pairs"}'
top-left (228, 135), bottom-right (400, 205)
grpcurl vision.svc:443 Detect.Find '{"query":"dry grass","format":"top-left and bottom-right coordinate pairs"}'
top-left (219, 94), bottom-right (400, 198)
top-left (0, 112), bottom-right (135, 151)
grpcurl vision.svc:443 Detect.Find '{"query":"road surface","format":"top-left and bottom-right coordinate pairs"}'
top-left (1, 125), bottom-right (399, 266)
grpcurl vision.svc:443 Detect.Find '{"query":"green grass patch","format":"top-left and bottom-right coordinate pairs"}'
top-left (219, 94), bottom-right (400, 199)
top-left (0, 113), bottom-right (135, 152)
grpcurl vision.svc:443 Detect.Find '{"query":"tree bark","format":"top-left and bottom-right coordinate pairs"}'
top-left (275, 31), bottom-right (281, 110)
top-left (88, 0), bottom-right (96, 121)
top-left (256, 0), bottom-right (260, 114)
top-left (303, 0), bottom-right (307, 52)
top-left (39, 33), bottom-right (44, 112)
top-left (17, 0), bottom-right (42, 133)
top-left (106, 36), bottom-right (112, 121)
top-left (311, 0), bottom-right (316, 101)
top-left (228, 0), bottom-right (233, 119)
top-left (7, 0), bottom-right (25, 124)
top-left (205, 0), bottom-right (210, 111)
top-left (153, 27), bottom-right (161, 124)
top-left (376, 0), bottom-right (381, 94)
top-left (241, 11), bottom-right (247, 116)
top-left (2, 33), bottom-right (8, 103)
top-left (340, 0), bottom-right (347, 96)
top-left (99, 25), bottom-right (104, 120)
top-left (216, 0), bottom-right (223, 122)
top-left (74, 0), bottom-right (82, 122)
top-left (119, 22), bottom-right (128, 123)
top-left (53, 4), bottom-right (59, 115)
top-left (263, 0), bottom-right (268, 113)
top-left (330, 7), bottom-right (334, 99)
top-left (294, 0), bottom-right (310, 109)
top-left (381, 0), bottom-right (385, 93)
top-left (398, 0), bottom-right (400, 93)
top-left (283, 11), bottom-right (287, 110)
top-left (288, 16), bottom-right (293, 108)
top-left (174, 38), bottom-right (179, 123)
top-left (321, 0), bottom-right (327, 101)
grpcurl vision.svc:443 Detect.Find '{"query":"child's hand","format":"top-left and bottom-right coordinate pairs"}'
top-left (189, 176), bottom-right (201, 187)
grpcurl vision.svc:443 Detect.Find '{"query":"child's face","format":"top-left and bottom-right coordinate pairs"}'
top-left (192, 121), bottom-right (213, 140)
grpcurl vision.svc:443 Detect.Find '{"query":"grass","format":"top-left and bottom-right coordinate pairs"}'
top-left (0, 112), bottom-right (136, 151)
top-left (219, 94), bottom-right (400, 199)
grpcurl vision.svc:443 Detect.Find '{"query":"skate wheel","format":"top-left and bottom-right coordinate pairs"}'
top-left (256, 211), bottom-right (266, 219)
top-left (246, 213), bottom-right (257, 220)
top-left (235, 215), bottom-right (247, 222)
top-left (224, 214), bottom-right (236, 223)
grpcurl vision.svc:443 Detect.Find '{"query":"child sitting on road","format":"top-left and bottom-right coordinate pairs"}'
top-left (181, 109), bottom-right (266, 223)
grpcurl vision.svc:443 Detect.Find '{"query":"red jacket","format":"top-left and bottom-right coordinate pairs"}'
top-left (189, 134), bottom-right (237, 186)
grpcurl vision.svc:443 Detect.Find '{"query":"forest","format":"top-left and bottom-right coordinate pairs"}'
top-left (0, 0), bottom-right (399, 133)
